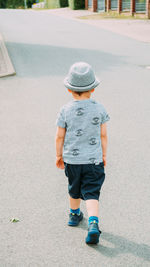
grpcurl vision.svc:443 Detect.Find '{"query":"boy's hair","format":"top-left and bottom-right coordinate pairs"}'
top-left (74, 91), bottom-right (89, 96)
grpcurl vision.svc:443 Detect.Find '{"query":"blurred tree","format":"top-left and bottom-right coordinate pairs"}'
top-left (0, 0), bottom-right (7, 8)
top-left (59, 0), bottom-right (68, 7)
top-left (27, 0), bottom-right (35, 7)
top-left (6, 0), bottom-right (24, 8)
top-left (69, 0), bottom-right (85, 9)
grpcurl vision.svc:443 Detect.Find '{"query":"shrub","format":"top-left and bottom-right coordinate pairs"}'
top-left (27, 0), bottom-right (35, 8)
top-left (69, 0), bottom-right (85, 10)
top-left (59, 0), bottom-right (68, 7)
top-left (6, 0), bottom-right (24, 8)
top-left (47, 0), bottom-right (60, 8)
top-left (47, 0), bottom-right (68, 8)
top-left (0, 0), bottom-right (7, 8)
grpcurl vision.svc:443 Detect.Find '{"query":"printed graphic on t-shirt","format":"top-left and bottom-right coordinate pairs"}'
top-left (89, 137), bottom-right (97, 145)
top-left (76, 108), bottom-right (84, 116)
top-left (72, 149), bottom-right (79, 156)
top-left (75, 129), bottom-right (83, 136)
top-left (92, 117), bottom-right (100, 125)
top-left (89, 158), bottom-right (96, 164)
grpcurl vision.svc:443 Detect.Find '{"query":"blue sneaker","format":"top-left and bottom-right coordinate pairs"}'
top-left (86, 222), bottom-right (101, 244)
top-left (68, 211), bottom-right (83, 226)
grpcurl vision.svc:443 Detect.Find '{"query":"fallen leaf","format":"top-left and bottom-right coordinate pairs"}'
top-left (10, 218), bottom-right (20, 223)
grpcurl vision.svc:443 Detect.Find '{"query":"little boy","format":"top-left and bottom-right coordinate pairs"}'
top-left (55, 62), bottom-right (110, 244)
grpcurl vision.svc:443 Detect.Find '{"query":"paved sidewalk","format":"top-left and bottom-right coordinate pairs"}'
top-left (42, 7), bottom-right (150, 43)
top-left (0, 33), bottom-right (16, 77)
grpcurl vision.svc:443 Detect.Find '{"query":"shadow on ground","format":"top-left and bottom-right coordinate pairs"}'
top-left (77, 218), bottom-right (150, 262)
top-left (6, 42), bottom-right (125, 78)
top-left (94, 231), bottom-right (150, 262)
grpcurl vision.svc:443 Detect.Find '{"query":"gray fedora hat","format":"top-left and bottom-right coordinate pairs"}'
top-left (64, 62), bottom-right (100, 92)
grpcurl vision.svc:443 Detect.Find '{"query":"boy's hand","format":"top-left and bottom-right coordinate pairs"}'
top-left (56, 156), bottom-right (65, 169)
top-left (103, 156), bottom-right (107, 167)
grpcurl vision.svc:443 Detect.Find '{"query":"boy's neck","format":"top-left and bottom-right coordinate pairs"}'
top-left (73, 96), bottom-right (91, 101)
top-left (72, 91), bottom-right (92, 101)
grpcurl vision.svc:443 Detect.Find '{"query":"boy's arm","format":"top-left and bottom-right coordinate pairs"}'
top-left (100, 123), bottom-right (107, 166)
top-left (55, 126), bottom-right (66, 169)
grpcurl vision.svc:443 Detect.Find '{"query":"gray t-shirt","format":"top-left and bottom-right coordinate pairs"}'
top-left (56, 98), bottom-right (110, 164)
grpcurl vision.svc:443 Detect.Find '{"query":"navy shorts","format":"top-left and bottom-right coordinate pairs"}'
top-left (64, 162), bottom-right (105, 201)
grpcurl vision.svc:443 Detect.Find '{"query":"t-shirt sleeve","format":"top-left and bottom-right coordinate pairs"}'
top-left (101, 106), bottom-right (110, 124)
top-left (55, 107), bottom-right (66, 128)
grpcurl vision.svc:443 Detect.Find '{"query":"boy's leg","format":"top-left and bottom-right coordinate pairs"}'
top-left (86, 199), bottom-right (99, 225)
top-left (81, 163), bottom-right (105, 243)
top-left (64, 163), bottom-right (83, 226)
top-left (86, 199), bottom-right (99, 217)
top-left (69, 196), bottom-right (81, 210)
top-left (85, 199), bottom-right (101, 244)
top-left (68, 197), bottom-right (83, 226)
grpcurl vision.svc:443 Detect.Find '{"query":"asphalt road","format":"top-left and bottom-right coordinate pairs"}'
top-left (0, 9), bottom-right (150, 267)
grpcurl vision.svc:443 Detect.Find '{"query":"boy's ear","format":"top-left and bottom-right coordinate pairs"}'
top-left (67, 89), bottom-right (72, 93)
top-left (91, 89), bottom-right (95, 93)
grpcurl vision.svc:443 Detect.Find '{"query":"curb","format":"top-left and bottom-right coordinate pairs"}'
top-left (0, 33), bottom-right (16, 78)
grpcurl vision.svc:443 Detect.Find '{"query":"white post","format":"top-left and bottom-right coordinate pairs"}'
top-left (24, 0), bottom-right (27, 9)
top-left (44, 0), bottom-right (47, 8)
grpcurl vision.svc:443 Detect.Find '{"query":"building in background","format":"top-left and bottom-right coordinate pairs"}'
top-left (85, 0), bottom-right (150, 17)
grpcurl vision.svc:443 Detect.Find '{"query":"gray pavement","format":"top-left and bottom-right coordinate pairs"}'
top-left (42, 7), bottom-right (150, 43)
top-left (0, 8), bottom-right (150, 267)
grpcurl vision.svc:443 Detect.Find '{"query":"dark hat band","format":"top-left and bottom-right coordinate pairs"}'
top-left (69, 79), bottom-right (96, 88)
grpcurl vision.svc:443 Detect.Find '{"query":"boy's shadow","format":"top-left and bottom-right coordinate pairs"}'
top-left (79, 219), bottom-right (150, 262)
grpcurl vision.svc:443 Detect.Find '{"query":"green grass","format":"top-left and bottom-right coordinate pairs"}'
top-left (30, 7), bottom-right (58, 10)
top-left (78, 11), bottom-right (148, 20)
top-left (31, 8), bottom-right (48, 10)
top-left (31, 0), bottom-right (61, 9)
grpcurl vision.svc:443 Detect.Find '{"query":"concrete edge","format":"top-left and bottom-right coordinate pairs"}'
top-left (0, 33), bottom-right (16, 78)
